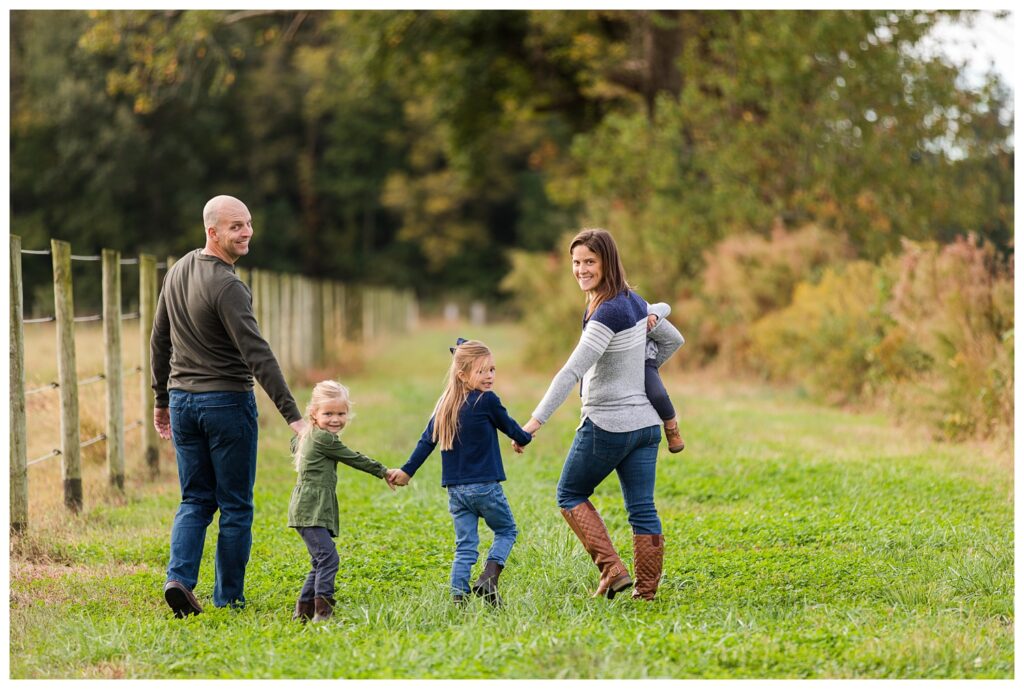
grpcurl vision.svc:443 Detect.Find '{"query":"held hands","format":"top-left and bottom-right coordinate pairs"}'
top-left (646, 314), bottom-right (659, 332)
top-left (385, 468), bottom-right (411, 488)
top-left (289, 418), bottom-right (309, 436)
top-left (512, 417), bottom-right (542, 454)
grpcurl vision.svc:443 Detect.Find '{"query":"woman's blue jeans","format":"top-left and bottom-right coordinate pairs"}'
top-left (556, 418), bottom-right (662, 535)
top-left (166, 389), bottom-right (259, 608)
top-left (447, 482), bottom-right (518, 595)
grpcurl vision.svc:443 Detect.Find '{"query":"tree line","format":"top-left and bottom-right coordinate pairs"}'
top-left (11, 9), bottom-right (1013, 317)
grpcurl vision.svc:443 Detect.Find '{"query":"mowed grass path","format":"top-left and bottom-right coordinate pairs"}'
top-left (9, 323), bottom-right (1013, 678)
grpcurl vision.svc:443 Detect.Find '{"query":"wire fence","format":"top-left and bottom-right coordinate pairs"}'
top-left (10, 235), bottom-right (417, 534)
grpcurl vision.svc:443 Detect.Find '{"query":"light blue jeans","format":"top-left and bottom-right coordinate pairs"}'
top-left (447, 481), bottom-right (518, 595)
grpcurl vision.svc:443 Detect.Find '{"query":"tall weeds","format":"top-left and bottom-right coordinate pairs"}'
top-left (746, 235), bottom-right (1013, 441)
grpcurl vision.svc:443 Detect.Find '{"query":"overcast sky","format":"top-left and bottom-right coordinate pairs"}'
top-left (921, 10), bottom-right (1014, 94)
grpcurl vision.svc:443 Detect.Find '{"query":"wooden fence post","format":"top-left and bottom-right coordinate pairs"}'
top-left (320, 279), bottom-right (333, 365)
top-left (10, 235), bottom-right (28, 533)
top-left (51, 239), bottom-right (82, 512)
top-left (362, 287), bottom-right (374, 342)
top-left (102, 249), bottom-right (125, 490)
top-left (347, 285), bottom-right (363, 343)
top-left (312, 278), bottom-right (325, 368)
top-left (279, 273), bottom-right (292, 373)
top-left (139, 254), bottom-right (159, 477)
top-left (334, 281), bottom-right (345, 345)
top-left (264, 272), bottom-right (276, 352)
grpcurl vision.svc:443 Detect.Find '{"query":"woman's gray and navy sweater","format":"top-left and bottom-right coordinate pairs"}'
top-left (532, 290), bottom-right (684, 433)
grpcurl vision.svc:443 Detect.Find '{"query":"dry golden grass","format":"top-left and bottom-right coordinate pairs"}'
top-left (16, 319), bottom-right (371, 531)
top-left (20, 320), bottom-right (168, 529)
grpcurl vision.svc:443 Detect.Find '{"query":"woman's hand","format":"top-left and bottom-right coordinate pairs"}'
top-left (512, 417), bottom-right (541, 453)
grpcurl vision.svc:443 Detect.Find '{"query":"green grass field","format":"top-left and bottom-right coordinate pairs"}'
top-left (9, 322), bottom-right (1013, 679)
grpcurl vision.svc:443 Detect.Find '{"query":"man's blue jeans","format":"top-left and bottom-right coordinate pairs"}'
top-left (447, 481), bottom-right (518, 595)
top-left (167, 389), bottom-right (259, 608)
top-left (556, 418), bottom-right (662, 535)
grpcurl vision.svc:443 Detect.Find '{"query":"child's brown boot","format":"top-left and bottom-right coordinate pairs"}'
top-left (312, 596), bottom-right (335, 622)
top-left (664, 420), bottom-right (685, 453)
top-left (292, 598), bottom-right (314, 623)
top-left (472, 560), bottom-right (504, 606)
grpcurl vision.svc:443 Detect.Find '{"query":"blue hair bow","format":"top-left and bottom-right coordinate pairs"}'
top-left (449, 337), bottom-right (468, 354)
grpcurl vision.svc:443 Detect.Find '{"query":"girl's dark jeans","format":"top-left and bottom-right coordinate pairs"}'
top-left (297, 526), bottom-right (340, 600)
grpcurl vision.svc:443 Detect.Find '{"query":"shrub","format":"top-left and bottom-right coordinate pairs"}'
top-left (696, 223), bottom-right (854, 368)
top-left (750, 234), bottom-right (1013, 441)
top-left (886, 235), bottom-right (1013, 440)
top-left (749, 261), bottom-right (890, 404)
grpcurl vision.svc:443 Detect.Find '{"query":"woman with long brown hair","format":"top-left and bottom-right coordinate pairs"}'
top-left (518, 229), bottom-right (683, 600)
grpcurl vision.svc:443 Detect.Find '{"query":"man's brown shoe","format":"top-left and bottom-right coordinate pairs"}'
top-left (164, 580), bottom-right (203, 618)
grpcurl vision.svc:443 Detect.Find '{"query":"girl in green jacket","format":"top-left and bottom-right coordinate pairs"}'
top-left (288, 380), bottom-right (399, 622)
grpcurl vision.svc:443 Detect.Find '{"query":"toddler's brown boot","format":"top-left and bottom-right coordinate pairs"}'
top-left (664, 420), bottom-right (685, 453)
top-left (292, 598), bottom-right (314, 623)
top-left (312, 596), bottom-right (335, 622)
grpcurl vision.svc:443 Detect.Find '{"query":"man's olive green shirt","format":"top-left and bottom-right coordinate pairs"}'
top-left (150, 249), bottom-right (300, 423)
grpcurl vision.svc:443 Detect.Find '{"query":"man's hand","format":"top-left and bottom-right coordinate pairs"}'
top-left (289, 418), bottom-right (309, 436)
top-left (154, 407), bottom-right (171, 440)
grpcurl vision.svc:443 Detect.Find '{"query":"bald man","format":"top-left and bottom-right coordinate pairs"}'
top-left (151, 195), bottom-right (307, 616)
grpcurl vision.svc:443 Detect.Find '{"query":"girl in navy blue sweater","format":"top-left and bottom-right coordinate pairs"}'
top-left (392, 339), bottom-right (532, 605)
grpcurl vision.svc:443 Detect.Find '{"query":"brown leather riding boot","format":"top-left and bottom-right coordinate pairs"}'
top-left (561, 501), bottom-right (633, 599)
top-left (292, 598), bottom-right (314, 623)
top-left (312, 596), bottom-right (335, 622)
top-left (631, 533), bottom-right (664, 601)
top-left (664, 420), bottom-right (685, 453)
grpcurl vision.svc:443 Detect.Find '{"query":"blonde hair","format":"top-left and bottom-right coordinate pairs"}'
top-left (432, 340), bottom-right (491, 451)
top-left (293, 380), bottom-right (352, 471)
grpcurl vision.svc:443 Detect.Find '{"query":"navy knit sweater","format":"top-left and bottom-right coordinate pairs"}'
top-left (401, 390), bottom-right (533, 487)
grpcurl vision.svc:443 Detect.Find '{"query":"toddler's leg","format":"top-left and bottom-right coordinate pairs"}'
top-left (299, 527), bottom-right (339, 622)
top-left (644, 362), bottom-right (676, 421)
top-left (646, 362), bottom-right (685, 453)
top-left (448, 489), bottom-right (480, 601)
top-left (293, 532), bottom-right (317, 622)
